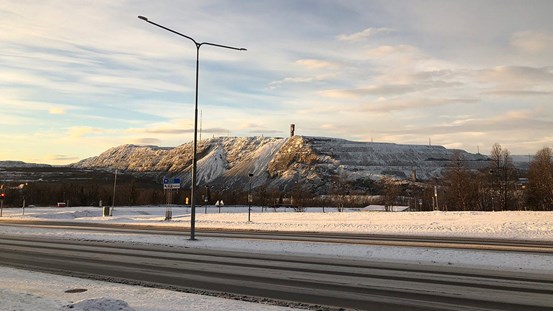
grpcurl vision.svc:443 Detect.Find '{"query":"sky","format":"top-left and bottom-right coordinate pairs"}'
top-left (1, 0), bottom-right (552, 165)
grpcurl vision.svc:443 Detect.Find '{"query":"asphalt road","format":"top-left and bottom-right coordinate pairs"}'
top-left (0, 232), bottom-right (552, 310)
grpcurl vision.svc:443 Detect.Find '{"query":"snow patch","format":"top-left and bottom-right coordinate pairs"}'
top-left (63, 297), bottom-right (135, 311)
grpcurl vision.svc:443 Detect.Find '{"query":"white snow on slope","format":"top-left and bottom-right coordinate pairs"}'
top-left (196, 144), bottom-right (227, 183)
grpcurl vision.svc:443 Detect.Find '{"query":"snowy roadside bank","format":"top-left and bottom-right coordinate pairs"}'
top-left (2, 205), bottom-right (552, 241)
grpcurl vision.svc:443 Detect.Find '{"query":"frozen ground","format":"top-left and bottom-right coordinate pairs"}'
top-left (0, 205), bottom-right (552, 310)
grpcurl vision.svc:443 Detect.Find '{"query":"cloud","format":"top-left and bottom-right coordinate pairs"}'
top-left (48, 107), bottom-right (65, 115)
top-left (483, 90), bottom-right (552, 97)
top-left (511, 30), bottom-right (553, 54)
top-left (295, 59), bottom-right (338, 69)
top-left (239, 122), bottom-right (283, 135)
top-left (390, 108), bottom-right (552, 135)
top-left (320, 124), bottom-right (338, 130)
top-left (478, 66), bottom-right (553, 84)
top-left (365, 45), bottom-right (419, 58)
top-left (68, 126), bottom-right (104, 138)
top-left (320, 80), bottom-right (463, 99)
top-left (337, 27), bottom-right (393, 42)
top-left (200, 128), bottom-right (228, 134)
top-left (139, 127), bottom-right (228, 135)
top-left (268, 74), bottom-right (335, 89)
top-left (475, 66), bottom-right (553, 96)
top-left (321, 85), bottom-right (416, 99)
top-left (145, 128), bottom-right (193, 134)
top-left (366, 107), bottom-right (553, 155)
top-left (47, 154), bottom-right (79, 162)
top-left (362, 97), bottom-right (479, 113)
top-left (238, 123), bottom-right (262, 130)
top-left (248, 129), bottom-right (283, 135)
top-left (131, 138), bottom-right (162, 145)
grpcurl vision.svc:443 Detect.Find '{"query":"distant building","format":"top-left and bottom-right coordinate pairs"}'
top-left (290, 124), bottom-right (295, 137)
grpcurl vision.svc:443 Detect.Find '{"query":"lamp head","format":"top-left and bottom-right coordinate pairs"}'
top-left (138, 16), bottom-right (148, 21)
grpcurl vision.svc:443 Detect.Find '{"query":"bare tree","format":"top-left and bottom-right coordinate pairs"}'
top-left (488, 143), bottom-right (516, 211)
top-left (290, 182), bottom-right (310, 212)
top-left (382, 177), bottom-right (400, 212)
top-left (442, 151), bottom-right (480, 211)
top-left (527, 147), bottom-right (553, 211)
top-left (331, 173), bottom-right (351, 212)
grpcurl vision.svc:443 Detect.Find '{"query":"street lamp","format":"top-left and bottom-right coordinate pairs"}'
top-left (138, 16), bottom-right (246, 240)
top-left (204, 185), bottom-right (209, 214)
top-left (248, 173), bottom-right (253, 222)
top-left (111, 169), bottom-right (117, 216)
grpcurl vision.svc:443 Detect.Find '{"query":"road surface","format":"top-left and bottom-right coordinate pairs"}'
top-left (0, 232), bottom-right (552, 310)
top-left (2, 220), bottom-right (552, 253)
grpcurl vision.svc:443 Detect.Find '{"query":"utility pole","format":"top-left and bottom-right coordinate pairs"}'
top-left (111, 170), bottom-right (117, 216)
top-left (248, 173), bottom-right (253, 222)
top-left (0, 186), bottom-right (5, 217)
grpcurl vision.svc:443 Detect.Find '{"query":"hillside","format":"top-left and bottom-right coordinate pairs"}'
top-left (71, 136), bottom-right (489, 192)
top-left (0, 161), bottom-right (50, 168)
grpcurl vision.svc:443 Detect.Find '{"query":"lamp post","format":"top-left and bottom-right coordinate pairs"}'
top-left (111, 169), bottom-right (117, 216)
top-left (204, 185), bottom-right (209, 214)
top-left (248, 173), bottom-right (253, 222)
top-left (138, 16), bottom-right (246, 240)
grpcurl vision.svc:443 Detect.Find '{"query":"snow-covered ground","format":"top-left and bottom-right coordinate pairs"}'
top-left (0, 266), bottom-right (300, 311)
top-left (5, 205), bottom-right (552, 240)
top-left (0, 205), bottom-right (552, 310)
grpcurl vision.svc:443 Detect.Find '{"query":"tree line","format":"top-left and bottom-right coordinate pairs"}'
top-left (434, 144), bottom-right (552, 211)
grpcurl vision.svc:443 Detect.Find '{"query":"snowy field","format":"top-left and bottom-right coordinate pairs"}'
top-left (0, 205), bottom-right (552, 310)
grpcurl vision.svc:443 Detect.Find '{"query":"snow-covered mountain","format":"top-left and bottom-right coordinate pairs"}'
top-left (0, 161), bottom-right (51, 168)
top-left (72, 136), bottom-right (489, 191)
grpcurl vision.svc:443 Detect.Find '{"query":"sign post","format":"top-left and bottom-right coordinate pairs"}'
top-left (163, 178), bottom-right (181, 190)
top-left (0, 191), bottom-right (5, 217)
top-left (216, 200), bottom-right (224, 213)
top-left (163, 178), bottom-right (181, 221)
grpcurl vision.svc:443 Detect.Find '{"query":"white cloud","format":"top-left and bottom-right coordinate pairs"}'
top-left (131, 138), bottom-right (162, 145)
top-left (68, 126), bottom-right (104, 138)
top-left (268, 74), bottom-right (334, 89)
top-left (475, 66), bottom-right (553, 96)
top-left (362, 97), bottom-right (479, 113)
top-left (295, 59), bottom-right (338, 69)
top-left (337, 27), bottom-right (393, 42)
top-left (48, 107), bottom-right (65, 115)
top-left (47, 154), bottom-right (80, 163)
top-left (511, 30), bottom-right (553, 54)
